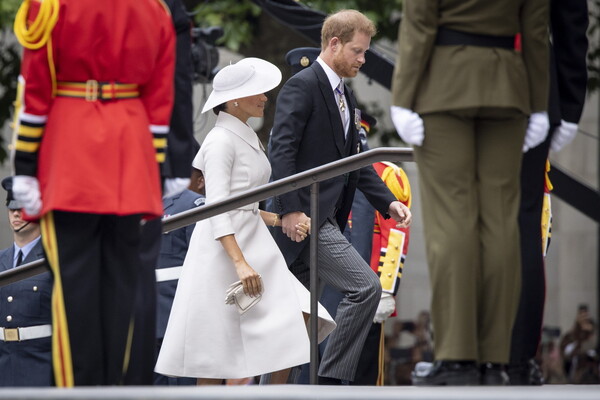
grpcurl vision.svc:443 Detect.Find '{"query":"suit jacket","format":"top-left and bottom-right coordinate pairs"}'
top-left (156, 189), bottom-right (204, 339)
top-left (269, 61), bottom-right (396, 264)
top-left (392, 0), bottom-right (549, 115)
top-left (0, 239), bottom-right (53, 386)
top-left (547, 0), bottom-right (588, 126)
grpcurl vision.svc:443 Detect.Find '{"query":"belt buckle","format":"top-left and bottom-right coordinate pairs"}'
top-left (85, 79), bottom-right (99, 101)
top-left (4, 328), bottom-right (19, 342)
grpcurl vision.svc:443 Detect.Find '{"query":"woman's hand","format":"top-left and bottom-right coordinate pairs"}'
top-left (218, 234), bottom-right (262, 297)
top-left (295, 220), bottom-right (310, 242)
top-left (234, 260), bottom-right (263, 297)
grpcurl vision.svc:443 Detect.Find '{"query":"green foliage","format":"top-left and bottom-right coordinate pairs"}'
top-left (191, 0), bottom-right (261, 52)
top-left (0, 0), bottom-right (21, 165)
top-left (190, 0), bottom-right (403, 52)
top-left (301, 0), bottom-right (403, 40)
top-left (0, 0), bottom-right (20, 28)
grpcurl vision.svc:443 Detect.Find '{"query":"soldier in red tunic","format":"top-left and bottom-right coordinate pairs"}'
top-left (11, 0), bottom-right (175, 386)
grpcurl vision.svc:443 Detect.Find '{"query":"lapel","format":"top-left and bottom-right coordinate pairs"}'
top-left (0, 247), bottom-right (14, 272)
top-left (22, 238), bottom-right (44, 265)
top-left (344, 84), bottom-right (360, 156)
top-left (312, 63), bottom-right (346, 156)
top-left (216, 112), bottom-right (264, 152)
top-left (163, 195), bottom-right (175, 215)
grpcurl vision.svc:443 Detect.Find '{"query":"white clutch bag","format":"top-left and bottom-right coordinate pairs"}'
top-left (225, 278), bottom-right (263, 314)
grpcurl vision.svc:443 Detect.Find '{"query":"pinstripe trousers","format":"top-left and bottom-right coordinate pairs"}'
top-left (291, 219), bottom-right (381, 382)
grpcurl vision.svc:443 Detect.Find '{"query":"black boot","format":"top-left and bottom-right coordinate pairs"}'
top-left (317, 376), bottom-right (344, 385)
top-left (480, 363), bottom-right (509, 385)
top-left (412, 361), bottom-right (480, 386)
top-left (507, 359), bottom-right (543, 385)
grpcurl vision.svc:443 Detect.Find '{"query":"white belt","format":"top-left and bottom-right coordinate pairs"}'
top-left (238, 203), bottom-right (259, 213)
top-left (155, 266), bottom-right (182, 282)
top-left (0, 324), bottom-right (52, 342)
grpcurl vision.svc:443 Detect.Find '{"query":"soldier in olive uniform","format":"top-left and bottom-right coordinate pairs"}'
top-left (391, 0), bottom-right (549, 385)
top-left (0, 177), bottom-right (52, 386)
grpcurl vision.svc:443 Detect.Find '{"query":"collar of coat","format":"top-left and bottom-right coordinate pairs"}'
top-left (215, 112), bottom-right (265, 151)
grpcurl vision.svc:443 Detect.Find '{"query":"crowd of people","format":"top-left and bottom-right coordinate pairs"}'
top-left (0, 0), bottom-right (595, 389)
top-left (384, 308), bottom-right (600, 386)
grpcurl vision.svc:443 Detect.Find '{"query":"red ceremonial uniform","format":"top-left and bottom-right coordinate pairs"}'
top-left (11, 0), bottom-right (175, 387)
top-left (13, 0), bottom-right (174, 218)
top-left (370, 162), bottom-right (411, 302)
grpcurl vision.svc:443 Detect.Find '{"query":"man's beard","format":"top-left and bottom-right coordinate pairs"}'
top-left (332, 55), bottom-right (359, 78)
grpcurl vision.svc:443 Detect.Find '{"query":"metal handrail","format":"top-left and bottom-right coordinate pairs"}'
top-left (0, 146), bottom-right (414, 384)
top-left (0, 146), bottom-right (413, 285)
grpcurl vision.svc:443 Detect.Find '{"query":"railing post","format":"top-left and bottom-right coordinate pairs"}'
top-left (309, 181), bottom-right (319, 385)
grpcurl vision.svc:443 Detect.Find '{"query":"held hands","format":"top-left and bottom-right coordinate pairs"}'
top-left (234, 260), bottom-right (263, 298)
top-left (12, 175), bottom-right (42, 216)
top-left (281, 211), bottom-right (311, 242)
top-left (387, 201), bottom-right (412, 228)
top-left (390, 105), bottom-right (424, 146)
top-left (550, 120), bottom-right (578, 152)
top-left (523, 111), bottom-right (550, 152)
top-left (373, 292), bottom-right (396, 323)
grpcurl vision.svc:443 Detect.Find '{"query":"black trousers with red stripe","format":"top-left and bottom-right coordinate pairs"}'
top-left (46, 211), bottom-right (144, 385)
top-left (509, 128), bottom-right (555, 365)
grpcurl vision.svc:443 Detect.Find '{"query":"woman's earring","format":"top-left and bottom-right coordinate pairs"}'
top-left (234, 101), bottom-right (239, 107)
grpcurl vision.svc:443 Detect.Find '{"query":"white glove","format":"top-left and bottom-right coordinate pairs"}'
top-left (390, 105), bottom-right (424, 146)
top-left (373, 292), bottom-right (396, 323)
top-left (523, 111), bottom-right (550, 152)
top-left (12, 175), bottom-right (42, 216)
top-left (163, 177), bottom-right (191, 199)
top-left (550, 120), bottom-right (578, 152)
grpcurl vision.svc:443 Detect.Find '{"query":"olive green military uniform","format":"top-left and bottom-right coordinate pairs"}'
top-left (392, 0), bottom-right (549, 364)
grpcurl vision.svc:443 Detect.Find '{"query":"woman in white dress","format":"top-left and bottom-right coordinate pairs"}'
top-left (155, 57), bottom-right (336, 384)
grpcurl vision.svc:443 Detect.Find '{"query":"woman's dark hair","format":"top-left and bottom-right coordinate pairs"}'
top-left (212, 102), bottom-right (227, 116)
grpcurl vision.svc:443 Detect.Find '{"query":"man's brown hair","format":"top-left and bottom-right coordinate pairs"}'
top-left (321, 9), bottom-right (376, 50)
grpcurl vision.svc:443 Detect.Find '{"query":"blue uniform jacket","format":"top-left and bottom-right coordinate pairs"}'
top-left (156, 189), bottom-right (204, 338)
top-left (0, 239), bottom-right (53, 386)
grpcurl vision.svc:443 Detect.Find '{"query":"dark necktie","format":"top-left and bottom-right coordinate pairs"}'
top-left (15, 250), bottom-right (23, 268)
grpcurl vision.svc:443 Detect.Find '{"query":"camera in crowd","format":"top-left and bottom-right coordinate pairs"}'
top-left (543, 325), bottom-right (561, 339)
top-left (190, 26), bottom-right (223, 83)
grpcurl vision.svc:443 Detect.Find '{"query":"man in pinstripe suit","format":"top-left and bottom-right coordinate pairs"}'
top-left (269, 10), bottom-right (412, 385)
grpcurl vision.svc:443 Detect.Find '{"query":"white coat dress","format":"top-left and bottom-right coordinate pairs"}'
top-left (155, 112), bottom-right (336, 379)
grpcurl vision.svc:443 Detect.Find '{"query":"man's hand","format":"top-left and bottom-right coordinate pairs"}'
top-left (550, 120), bottom-right (578, 152)
top-left (523, 111), bottom-right (550, 152)
top-left (390, 105), bottom-right (424, 146)
top-left (12, 175), bottom-right (42, 216)
top-left (387, 201), bottom-right (411, 228)
top-left (373, 293), bottom-right (396, 323)
top-left (281, 211), bottom-right (311, 242)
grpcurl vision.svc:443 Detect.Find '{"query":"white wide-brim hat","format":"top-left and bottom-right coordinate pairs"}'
top-left (201, 57), bottom-right (282, 113)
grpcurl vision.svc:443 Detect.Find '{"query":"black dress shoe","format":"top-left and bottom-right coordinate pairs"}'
top-left (507, 359), bottom-right (544, 385)
top-left (317, 376), bottom-right (343, 385)
top-left (480, 363), bottom-right (509, 385)
top-left (412, 361), bottom-right (480, 386)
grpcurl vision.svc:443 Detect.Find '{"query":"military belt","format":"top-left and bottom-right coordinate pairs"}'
top-left (155, 266), bottom-right (182, 282)
top-left (436, 26), bottom-right (515, 49)
top-left (56, 80), bottom-right (139, 101)
top-left (0, 324), bottom-right (52, 342)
